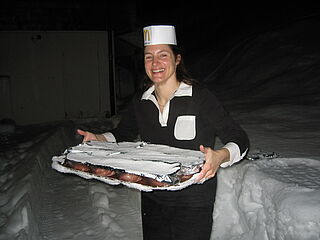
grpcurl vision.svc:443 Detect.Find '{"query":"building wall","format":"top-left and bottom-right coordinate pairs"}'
top-left (0, 31), bottom-right (110, 125)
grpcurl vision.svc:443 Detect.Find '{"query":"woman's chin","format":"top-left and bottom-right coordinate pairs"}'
top-left (150, 78), bottom-right (164, 84)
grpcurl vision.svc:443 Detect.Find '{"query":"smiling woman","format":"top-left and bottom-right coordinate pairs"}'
top-left (143, 44), bottom-right (181, 109)
top-left (144, 46), bottom-right (178, 84)
top-left (77, 25), bottom-right (249, 240)
top-left (143, 44), bottom-right (195, 89)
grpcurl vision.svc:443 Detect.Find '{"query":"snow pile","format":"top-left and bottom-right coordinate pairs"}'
top-left (205, 16), bottom-right (320, 240)
top-left (2, 119), bottom-right (319, 240)
top-left (212, 157), bottom-right (320, 240)
top-left (88, 183), bottom-right (142, 240)
top-left (0, 123), bottom-right (142, 240)
top-left (0, 125), bottom-right (75, 239)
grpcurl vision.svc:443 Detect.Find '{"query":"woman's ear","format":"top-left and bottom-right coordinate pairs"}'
top-left (176, 54), bottom-right (181, 65)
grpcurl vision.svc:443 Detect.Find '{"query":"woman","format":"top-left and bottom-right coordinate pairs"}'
top-left (78, 25), bottom-right (249, 240)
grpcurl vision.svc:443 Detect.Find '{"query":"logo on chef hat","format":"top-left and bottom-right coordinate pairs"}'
top-left (143, 25), bottom-right (177, 46)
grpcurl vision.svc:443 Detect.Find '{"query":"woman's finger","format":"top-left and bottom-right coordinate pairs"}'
top-left (199, 144), bottom-right (208, 154)
top-left (204, 169), bottom-right (216, 180)
top-left (197, 145), bottom-right (221, 182)
top-left (196, 171), bottom-right (206, 182)
top-left (196, 161), bottom-right (210, 182)
top-left (76, 129), bottom-right (98, 142)
top-left (77, 129), bottom-right (86, 136)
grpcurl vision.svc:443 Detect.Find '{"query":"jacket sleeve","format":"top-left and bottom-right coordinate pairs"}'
top-left (199, 88), bottom-right (249, 158)
top-left (108, 96), bottom-right (140, 142)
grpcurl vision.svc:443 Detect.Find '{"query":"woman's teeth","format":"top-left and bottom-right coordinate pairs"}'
top-left (153, 69), bottom-right (164, 73)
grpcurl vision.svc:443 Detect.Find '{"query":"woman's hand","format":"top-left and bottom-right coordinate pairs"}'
top-left (196, 145), bottom-right (230, 183)
top-left (77, 129), bottom-right (107, 142)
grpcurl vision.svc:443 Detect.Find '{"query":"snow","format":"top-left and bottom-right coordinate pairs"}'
top-left (212, 158), bottom-right (320, 240)
top-left (0, 125), bottom-right (142, 240)
top-left (1, 17), bottom-right (320, 240)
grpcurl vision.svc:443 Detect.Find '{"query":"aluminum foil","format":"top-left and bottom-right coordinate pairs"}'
top-left (53, 141), bottom-right (205, 188)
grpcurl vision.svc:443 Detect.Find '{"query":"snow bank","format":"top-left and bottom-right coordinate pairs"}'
top-left (2, 122), bottom-right (320, 240)
top-left (212, 157), bottom-right (320, 240)
top-left (0, 122), bottom-right (142, 240)
top-left (0, 124), bottom-right (76, 239)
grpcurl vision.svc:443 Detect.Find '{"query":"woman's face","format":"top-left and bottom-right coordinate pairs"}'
top-left (144, 44), bottom-right (180, 85)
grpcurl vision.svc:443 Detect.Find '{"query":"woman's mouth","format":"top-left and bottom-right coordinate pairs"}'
top-left (152, 68), bottom-right (165, 73)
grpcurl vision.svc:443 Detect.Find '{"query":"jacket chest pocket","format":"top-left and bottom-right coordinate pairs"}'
top-left (174, 115), bottom-right (196, 140)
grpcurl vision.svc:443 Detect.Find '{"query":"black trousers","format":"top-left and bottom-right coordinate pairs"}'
top-left (141, 195), bottom-right (214, 240)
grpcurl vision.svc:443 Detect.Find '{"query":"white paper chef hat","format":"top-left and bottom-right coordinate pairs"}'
top-left (143, 25), bottom-right (177, 46)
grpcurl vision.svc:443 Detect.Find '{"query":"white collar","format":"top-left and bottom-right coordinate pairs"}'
top-left (141, 82), bottom-right (192, 100)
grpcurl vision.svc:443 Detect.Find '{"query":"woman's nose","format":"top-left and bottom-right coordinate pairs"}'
top-left (152, 57), bottom-right (159, 66)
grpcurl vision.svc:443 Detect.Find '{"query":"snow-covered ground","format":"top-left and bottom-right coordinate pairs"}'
top-left (0, 121), bottom-right (143, 240)
top-left (212, 104), bottom-right (320, 240)
top-left (1, 17), bottom-right (320, 240)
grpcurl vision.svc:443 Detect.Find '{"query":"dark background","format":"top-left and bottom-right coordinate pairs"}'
top-left (2, 1), bottom-right (320, 51)
top-left (1, 1), bottom-right (320, 122)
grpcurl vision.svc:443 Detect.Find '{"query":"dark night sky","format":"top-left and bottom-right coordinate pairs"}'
top-left (1, 1), bottom-right (320, 123)
top-left (2, 1), bottom-right (320, 77)
top-left (2, 1), bottom-right (320, 49)
top-left (2, 1), bottom-right (320, 79)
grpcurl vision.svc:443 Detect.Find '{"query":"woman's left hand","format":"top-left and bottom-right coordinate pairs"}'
top-left (196, 145), bottom-right (230, 183)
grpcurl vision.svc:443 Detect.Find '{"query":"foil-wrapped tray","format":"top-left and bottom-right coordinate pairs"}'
top-left (52, 141), bottom-right (205, 191)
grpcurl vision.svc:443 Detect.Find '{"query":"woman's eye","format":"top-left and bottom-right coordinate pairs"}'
top-left (145, 55), bottom-right (152, 61)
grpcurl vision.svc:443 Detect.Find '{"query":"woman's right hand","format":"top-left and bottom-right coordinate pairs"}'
top-left (77, 129), bottom-right (107, 142)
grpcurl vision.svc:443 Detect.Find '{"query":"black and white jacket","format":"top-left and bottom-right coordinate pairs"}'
top-left (104, 82), bottom-right (249, 206)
